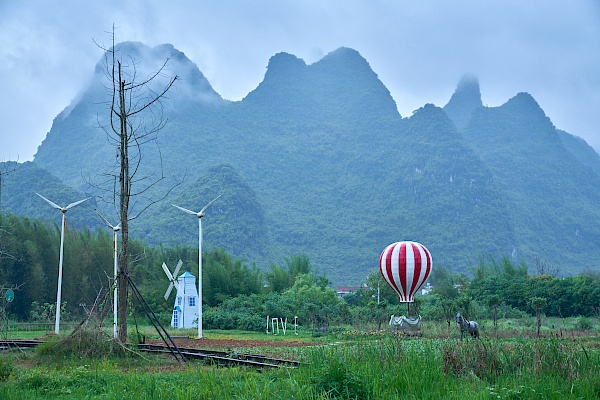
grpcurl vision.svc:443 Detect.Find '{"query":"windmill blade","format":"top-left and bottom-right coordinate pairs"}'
top-left (162, 261), bottom-right (180, 300)
top-left (163, 261), bottom-right (175, 299)
top-left (162, 262), bottom-right (174, 282)
top-left (36, 193), bottom-right (63, 210)
top-left (172, 204), bottom-right (198, 216)
top-left (173, 259), bottom-right (183, 278)
top-left (164, 282), bottom-right (175, 301)
top-left (65, 197), bottom-right (91, 210)
top-left (199, 194), bottom-right (221, 214)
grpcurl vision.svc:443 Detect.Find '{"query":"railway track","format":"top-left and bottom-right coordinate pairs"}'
top-left (0, 339), bottom-right (44, 349)
top-left (0, 339), bottom-right (300, 370)
top-left (137, 343), bottom-right (301, 369)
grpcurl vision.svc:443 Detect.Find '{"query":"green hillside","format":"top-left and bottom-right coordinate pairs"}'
top-left (0, 161), bottom-right (97, 229)
top-left (557, 129), bottom-right (600, 177)
top-left (456, 88), bottom-right (600, 271)
top-left (146, 164), bottom-right (274, 263)
top-left (4, 43), bottom-right (598, 284)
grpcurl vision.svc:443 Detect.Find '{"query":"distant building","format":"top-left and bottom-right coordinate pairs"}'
top-left (335, 286), bottom-right (364, 297)
top-left (421, 282), bottom-right (433, 295)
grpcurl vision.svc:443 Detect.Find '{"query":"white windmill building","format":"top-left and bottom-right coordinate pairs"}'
top-left (163, 260), bottom-right (199, 329)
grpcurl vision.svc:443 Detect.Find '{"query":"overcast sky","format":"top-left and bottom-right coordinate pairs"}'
top-left (1, 1), bottom-right (599, 162)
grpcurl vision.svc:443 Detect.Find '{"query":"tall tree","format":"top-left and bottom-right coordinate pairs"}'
top-left (529, 297), bottom-right (547, 338)
top-left (96, 28), bottom-right (177, 341)
top-left (487, 294), bottom-right (502, 334)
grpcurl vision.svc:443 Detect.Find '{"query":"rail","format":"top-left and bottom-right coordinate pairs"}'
top-left (137, 343), bottom-right (301, 369)
top-left (0, 340), bottom-right (302, 370)
top-left (0, 339), bottom-right (44, 349)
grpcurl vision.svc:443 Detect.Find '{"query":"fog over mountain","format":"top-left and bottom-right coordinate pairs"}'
top-left (3, 42), bottom-right (600, 285)
top-left (1, 1), bottom-right (599, 164)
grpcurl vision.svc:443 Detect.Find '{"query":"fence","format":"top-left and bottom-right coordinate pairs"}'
top-left (2, 322), bottom-right (79, 332)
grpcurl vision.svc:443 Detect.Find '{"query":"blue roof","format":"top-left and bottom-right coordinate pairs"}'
top-left (179, 271), bottom-right (195, 278)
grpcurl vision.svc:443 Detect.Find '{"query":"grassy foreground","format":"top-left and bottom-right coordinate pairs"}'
top-left (1, 331), bottom-right (599, 399)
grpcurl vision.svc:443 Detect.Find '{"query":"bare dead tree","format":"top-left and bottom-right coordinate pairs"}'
top-left (94, 27), bottom-right (177, 342)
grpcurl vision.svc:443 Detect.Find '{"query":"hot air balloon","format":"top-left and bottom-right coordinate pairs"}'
top-left (379, 241), bottom-right (432, 303)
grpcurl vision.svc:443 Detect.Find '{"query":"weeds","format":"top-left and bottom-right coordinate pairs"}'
top-left (0, 331), bottom-right (599, 399)
top-left (307, 346), bottom-right (371, 399)
top-left (0, 357), bottom-right (13, 381)
top-left (441, 337), bottom-right (598, 387)
top-left (36, 328), bottom-right (127, 360)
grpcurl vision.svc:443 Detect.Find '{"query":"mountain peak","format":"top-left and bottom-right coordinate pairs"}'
top-left (245, 47), bottom-right (397, 118)
top-left (443, 74), bottom-right (483, 130)
top-left (263, 52), bottom-right (307, 80)
top-left (456, 74), bottom-right (481, 98)
top-left (313, 47), bottom-right (398, 117)
top-left (313, 47), bottom-right (374, 76)
top-left (320, 47), bottom-right (366, 63)
top-left (91, 41), bottom-right (223, 104)
top-left (504, 92), bottom-right (542, 112)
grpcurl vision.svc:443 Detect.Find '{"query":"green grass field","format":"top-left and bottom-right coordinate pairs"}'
top-left (1, 320), bottom-right (599, 399)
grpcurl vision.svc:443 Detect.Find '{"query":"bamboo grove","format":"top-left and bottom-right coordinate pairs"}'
top-left (1, 213), bottom-right (599, 330)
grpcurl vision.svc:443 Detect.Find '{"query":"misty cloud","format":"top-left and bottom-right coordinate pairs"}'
top-left (1, 0), bottom-right (599, 161)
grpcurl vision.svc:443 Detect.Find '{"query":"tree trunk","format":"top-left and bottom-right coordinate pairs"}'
top-left (98, 32), bottom-right (176, 341)
top-left (117, 63), bottom-right (129, 342)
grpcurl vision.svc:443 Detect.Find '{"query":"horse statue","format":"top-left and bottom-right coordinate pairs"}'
top-left (456, 312), bottom-right (479, 339)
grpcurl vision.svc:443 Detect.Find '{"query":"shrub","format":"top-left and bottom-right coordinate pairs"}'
top-left (575, 316), bottom-right (593, 331)
top-left (203, 308), bottom-right (264, 331)
top-left (0, 357), bottom-right (13, 382)
top-left (36, 328), bottom-right (126, 359)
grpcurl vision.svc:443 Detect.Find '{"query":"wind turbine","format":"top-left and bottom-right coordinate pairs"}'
top-left (95, 210), bottom-right (121, 339)
top-left (172, 194), bottom-right (220, 338)
top-left (36, 193), bottom-right (90, 334)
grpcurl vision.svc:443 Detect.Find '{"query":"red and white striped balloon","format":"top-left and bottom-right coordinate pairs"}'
top-left (379, 241), bottom-right (432, 303)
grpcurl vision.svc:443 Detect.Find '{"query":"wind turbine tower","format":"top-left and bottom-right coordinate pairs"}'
top-left (95, 210), bottom-right (121, 339)
top-left (172, 195), bottom-right (220, 339)
top-left (36, 193), bottom-right (90, 334)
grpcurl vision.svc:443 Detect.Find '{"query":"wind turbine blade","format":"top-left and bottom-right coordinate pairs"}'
top-left (173, 259), bottom-right (183, 278)
top-left (95, 209), bottom-right (114, 229)
top-left (172, 204), bottom-right (198, 216)
top-left (65, 197), bottom-right (91, 210)
top-left (199, 194), bottom-right (221, 214)
top-left (164, 283), bottom-right (174, 300)
top-left (36, 193), bottom-right (63, 210)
